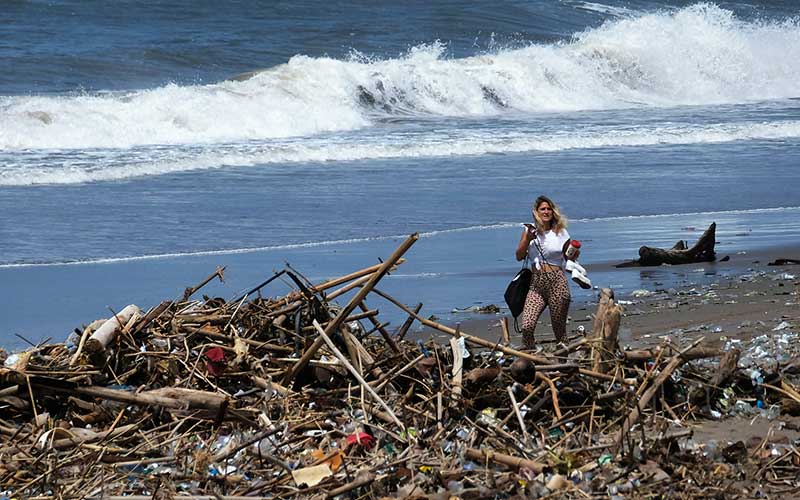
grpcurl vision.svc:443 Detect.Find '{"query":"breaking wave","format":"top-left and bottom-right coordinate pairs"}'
top-left (2, 3), bottom-right (800, 151)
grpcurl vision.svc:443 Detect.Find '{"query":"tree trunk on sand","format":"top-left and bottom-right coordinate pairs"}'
top-left (590, 288), bottom-right (622, 374)
top-left (616, 222), bottom-right (717, 267)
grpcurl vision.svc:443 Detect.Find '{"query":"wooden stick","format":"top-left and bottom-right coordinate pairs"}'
top-left (69, 326), bottom-right (92, 367)
top-left (465, 448), bottom-right (548, 474)
top-left (450, 337), bottom-right (464, 408)
top-left (501, 382), bottom-right (545, 426)
top-left (359, 301), bottom-right (400, 352)
top-left (395, 303), bottom-right (423, 341)
top-left (326, 273), bottom-right (376, 301)
top-left (590, 288), bottom-right (621, 374)
top-left (191, 327), bottom-right (293, 352)
top-left (372, 354), bottom-right (425, 392)
top-left (507, 386), bottom-right (530, 445)
top-left (324, 472), bottom-right (377, 499)
top-left (282, 233), bottom-right (418, 384)
top-left (537, 373), bottom-right (563, 421)
top-left (311, 320), bottom-right (405, 434)
top-left (311, 260), bottom-right (405, 294)
top-left (612, 338), bottom-right (704, 456)
top-left (49, 423), bottom-right (138, 450)
top-left (623, 346), bottom-right (722, 363)
top-left (183, 266), bottom-right (225, 301)
top-left (689, 348), bottom-right (740, 404)
top-left (5, 373), bottom-right (225, 411)
top-left (299, 309), bottom-right (379, 332)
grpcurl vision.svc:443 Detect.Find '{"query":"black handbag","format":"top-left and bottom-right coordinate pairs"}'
top-left (504, 256), bottom-right (531, 331)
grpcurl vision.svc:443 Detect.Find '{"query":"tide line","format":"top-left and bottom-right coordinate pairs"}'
top-left (1, 206), bottom-right (798, 269)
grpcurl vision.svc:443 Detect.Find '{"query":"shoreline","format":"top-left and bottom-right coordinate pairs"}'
top-left (419, 245), bottom-right (800, 350)
top-left (1, 241), bottom-right (798, 352)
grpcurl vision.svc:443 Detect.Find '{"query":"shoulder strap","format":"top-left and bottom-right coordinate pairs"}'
top-left (531, 232), bottom-right (551, 267)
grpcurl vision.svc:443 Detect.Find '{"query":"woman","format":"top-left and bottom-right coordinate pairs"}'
top-left (515, 195), bottom-right (576, 347)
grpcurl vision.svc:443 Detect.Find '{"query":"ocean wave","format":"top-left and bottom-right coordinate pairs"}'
top-left (2, 207), bottom-right (798, 268)
top-left (1, 4), bottom-right (800, 151)
top-left (2, 118), bottom-right (800, 185)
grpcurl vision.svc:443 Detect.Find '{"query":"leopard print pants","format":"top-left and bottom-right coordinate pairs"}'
top-left (520, 270), bottom-right (571, 346)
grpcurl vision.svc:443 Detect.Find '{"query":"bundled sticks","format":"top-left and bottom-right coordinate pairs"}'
top-left (0, 234), bottom-right (797, 498)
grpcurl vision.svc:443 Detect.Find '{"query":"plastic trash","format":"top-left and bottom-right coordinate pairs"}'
top-left (458, 337), bottom-right (470, 359)
top-left (773, 321), bottom-right (792, 331)
top-left (3, 354), bottom-right (20, 369)
top-left (765, 405), bottom-right (780, 420)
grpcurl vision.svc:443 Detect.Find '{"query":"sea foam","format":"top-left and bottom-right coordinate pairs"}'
top-left (2, 118), bottom-right (799, 185)
top-left (0, 2), bottom-right (800, 172)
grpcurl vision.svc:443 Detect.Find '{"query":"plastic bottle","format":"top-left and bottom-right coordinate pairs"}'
top-left (565, 240), bottom-right (581, 260)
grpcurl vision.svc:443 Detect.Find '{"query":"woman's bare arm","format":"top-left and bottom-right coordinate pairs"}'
top-left (516, 228), bottom-right (533, 261)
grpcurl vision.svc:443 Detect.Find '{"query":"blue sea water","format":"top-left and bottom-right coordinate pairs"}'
top-left (2, 1), bottom-right (800, 348)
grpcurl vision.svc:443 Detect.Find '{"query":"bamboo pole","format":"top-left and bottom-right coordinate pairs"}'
top-left (395, 303), bottom-right (423, 341)
top-left (311, 320), bottom-right (405, 434)
top-left (612, 338), bottom-right (704, 456)
top-left (282, 234), bottom-right (418, 384)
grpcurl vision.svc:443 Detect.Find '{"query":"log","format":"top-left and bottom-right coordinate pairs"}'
top-left (768, 258), bottom-right (800, 266)
top-left (84, 304), bottom-right (142, 351)
top-left (616, 222), bottom-right (717, 267)
top-left (2, 373), bottom-right (225, 411)
top-left (689, 348), bottom-right (740, 405)
top-left (450, 337), bottom-right (464, 407)
top-left (465, 448), bottom-right (549, 474)
top-left (590, 288), bottom-right (622, 374)
top-left (464, 367), bottom-right (500, 386)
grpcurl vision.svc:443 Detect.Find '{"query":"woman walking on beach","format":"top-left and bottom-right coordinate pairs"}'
top-left (515, 195), bottom-right (575, 347)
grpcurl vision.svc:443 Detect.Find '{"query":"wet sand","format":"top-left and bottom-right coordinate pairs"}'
top-left (418, 247), bottom-right (799, 350)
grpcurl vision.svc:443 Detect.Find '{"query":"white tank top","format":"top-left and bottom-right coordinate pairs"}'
top-left (528, 229), bottom-right (570, 270)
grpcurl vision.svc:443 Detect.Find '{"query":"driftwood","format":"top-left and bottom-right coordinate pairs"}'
top-left (689, 348), bottom-right (740, 404)
top-left (465, 448), bottom-right (549, 474)
top-left (768, 258), bottom-right (800, 266)
top-left (590, 288), bottom-right (622, 374)
top-left (282, 233), bottom-right (418, 385)
top-left (613, 338), bottom-right (704, 456)
top-left (1, 233), bottom-right (797, 499)
top-left (85, 304), bottom-right (141, 351)
top-left (617, 222), bottom-right (717, 267)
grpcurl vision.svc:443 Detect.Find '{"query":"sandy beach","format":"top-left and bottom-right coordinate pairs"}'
top-left (2, 234), bottom-right (800, 498)
top-left (4, 1), bottom-right (800, 496)
top-left (423, 246), bottom-right (799, 348)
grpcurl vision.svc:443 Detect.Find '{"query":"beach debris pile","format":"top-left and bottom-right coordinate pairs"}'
top-left (1, 234), bottom-right (799, 499)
